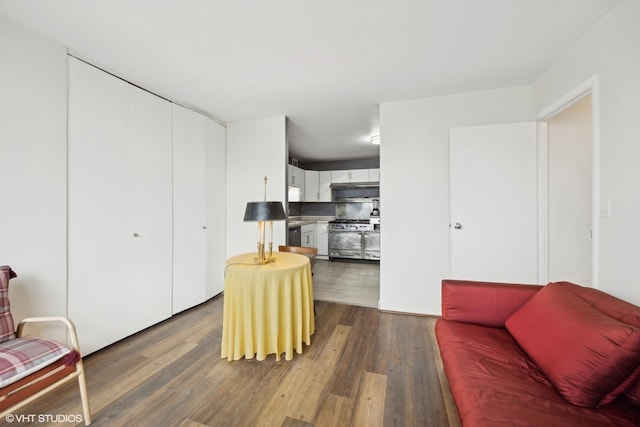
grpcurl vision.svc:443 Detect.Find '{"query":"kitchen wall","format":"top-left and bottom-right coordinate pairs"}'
top-left (301, 158), bottom-right (379, 171)
top-left (379, 86), bottom-right (533, 315)
top-left (533, 0), bottom-right (640, 306)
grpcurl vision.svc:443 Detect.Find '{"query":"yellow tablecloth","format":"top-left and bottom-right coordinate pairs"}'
top-left (221, 252), bottom-right (315, 361)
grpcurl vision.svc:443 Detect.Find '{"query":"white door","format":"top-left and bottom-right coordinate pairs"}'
top-left (173, 104), bottom-right (207, 314)
top-left (127, 85), bottom-right (173, 331)
top-left (68, 58), bottom-right (129, 354)
top-left (449, 122), bottom-right (542, 284)
top-left (205, 117), bottom-right (226, 299)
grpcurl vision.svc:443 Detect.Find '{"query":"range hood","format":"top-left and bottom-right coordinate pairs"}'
top-left (329, 181), bottom-right (379, 189)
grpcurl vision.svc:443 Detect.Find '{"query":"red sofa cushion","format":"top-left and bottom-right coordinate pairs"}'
top-left (506, 283), bottom-right (640, 408)
top-left (441, 279), bottom-right (542, 327)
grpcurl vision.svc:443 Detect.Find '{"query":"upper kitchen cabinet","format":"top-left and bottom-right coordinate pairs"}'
top-left (304, 170), bottom-right (332, 202)
top-left (172, 104), bottom-right (208, 314)
top-left (68, 57), bottom-right (173, 355)
top-left (331, 169), bottom-right (370, 183)
top-left (304, 170), bottom-right (319, 201)
top-left (319, 171), bottom-right (332, 201)
top-left (288, 164), bottom-right (305, 188)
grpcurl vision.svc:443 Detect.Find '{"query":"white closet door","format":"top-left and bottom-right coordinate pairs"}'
top-left (68, 58), bottom-right (130, 355)
top-left (206, 117), bottom-right (226, 298)
top-left (173, 104), bottom-right (207, 313)
top-left (127, 86), bottom-right (173, 332)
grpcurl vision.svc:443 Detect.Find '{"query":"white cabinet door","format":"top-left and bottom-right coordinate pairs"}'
top-left (319, 171), bottom-right (332, 201)
top-left (316, 222), bottom-right (329, 257)
top-left (301, 224), bottom-right (316, 248)
top-left (68, 58), bottom-right (130, 355)
top-left (350, 169), bottom-right (369, 182)
top-left (331, 170), bottom-right (350, 183)
top-left (126, 85), bottom-right (173, 333)
top-left (288, 165), bottom-right (305, 188)
top-left (304, 170), bottom-right (319, 201)
top-left (172, 104), bottom-right (207, 314)
top-left (206, 117), bottom-right (226, 298)
top-left (331, 169), bottom-right (369, 183)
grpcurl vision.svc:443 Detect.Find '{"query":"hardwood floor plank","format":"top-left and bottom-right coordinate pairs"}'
top-left (350, 371), bottom-right (387, 427)
top-left (313, 393), bottom-right (353, 427)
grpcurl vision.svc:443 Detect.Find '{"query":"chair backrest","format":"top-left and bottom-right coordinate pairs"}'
top-left (0, 266), bottom-right (17, 343)
top-left (278, 246), bottom-right (318, 269)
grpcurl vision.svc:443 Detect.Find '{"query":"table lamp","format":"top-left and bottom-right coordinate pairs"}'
top-left (244, 177), bottom-right (286, 264)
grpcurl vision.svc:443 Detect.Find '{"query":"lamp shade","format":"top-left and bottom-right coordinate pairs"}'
top-left (243, 201), bottom-right (286, 222)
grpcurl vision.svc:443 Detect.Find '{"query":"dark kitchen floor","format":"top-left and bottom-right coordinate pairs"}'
top-left (312, 259), bottom-right (380, 308)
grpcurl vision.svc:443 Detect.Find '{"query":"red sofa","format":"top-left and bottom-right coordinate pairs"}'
top-left (435, 279), bottom-right (640, 427)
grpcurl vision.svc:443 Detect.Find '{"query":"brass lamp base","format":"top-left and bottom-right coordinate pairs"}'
top-left (253, 242), bottom-right (276, 264)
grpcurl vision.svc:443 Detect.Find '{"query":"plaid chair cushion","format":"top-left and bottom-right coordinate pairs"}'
top-left (0, 338), bottom-right (72, 388)
top-left (0, 266), bottom-right (16, 344)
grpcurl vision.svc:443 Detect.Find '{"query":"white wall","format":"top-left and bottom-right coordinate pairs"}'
top-left (379, 87), bottom-right (532, 315)
top-left (226, 117), bottom-right (287, 258)
top-left (533, 0), bottom-right (640, 306)
top-left (545, 96), bottom-right (592, 286)
top-left (0, 17), bottom-right (68, 326)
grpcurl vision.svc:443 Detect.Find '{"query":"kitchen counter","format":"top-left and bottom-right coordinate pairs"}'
top-left (288, 216), bottom-right (333, 228)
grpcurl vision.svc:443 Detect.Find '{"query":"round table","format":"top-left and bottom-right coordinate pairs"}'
top-left (221, 252), bottom-right (315, 361)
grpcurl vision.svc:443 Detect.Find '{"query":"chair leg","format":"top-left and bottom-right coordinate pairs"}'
top-left (76, 360), bottom-right (92, 425)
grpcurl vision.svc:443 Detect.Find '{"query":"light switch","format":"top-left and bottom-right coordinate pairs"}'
top-left (600, 199), bottom-right (611, 217)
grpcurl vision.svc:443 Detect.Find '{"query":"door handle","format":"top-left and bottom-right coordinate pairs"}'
top-left (452, 223), bottom-right (462, 230)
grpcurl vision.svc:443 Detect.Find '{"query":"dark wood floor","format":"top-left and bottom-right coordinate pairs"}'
top-left (13, 296), bottom-right (460, 427)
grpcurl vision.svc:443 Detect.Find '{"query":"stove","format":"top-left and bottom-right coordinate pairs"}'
top-left (328, 219), bottom-right (379, 260)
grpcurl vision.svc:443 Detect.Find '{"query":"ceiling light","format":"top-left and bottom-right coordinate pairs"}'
top-left (370, 135), bottom-right (381, 145)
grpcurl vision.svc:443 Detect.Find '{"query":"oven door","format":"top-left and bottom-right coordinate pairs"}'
top-left (329, 230), bottom-right (363, 259)
top-left (363, 230), bottom-right (380, 260)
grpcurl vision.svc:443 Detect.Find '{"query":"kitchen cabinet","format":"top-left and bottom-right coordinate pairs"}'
top-left (68, 58), bottom-right (173, 355)
top-left (319, 171), bottom-right (332, 201)
top-left (316, 222), bottom-right (329, 258)
top-left (301, 224), bottom-right (316, 248)
top-left (369, 168), bottom-right (381, 182)
top-left (304, 170), bottom-right (319, 201)
top-left (172, 103), bottom-right (207, 314)
top-left (288, 164), bottom-right (305, 189)
top-left (331, 169), bottom-right (370, 183)
top-left (303, 170), bottom-right (332, 202)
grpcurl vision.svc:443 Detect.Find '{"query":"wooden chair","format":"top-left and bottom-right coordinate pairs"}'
top-left (0, 266), bottom-right (91, 425)
top-left (278, 246), bottom-right (318, 273)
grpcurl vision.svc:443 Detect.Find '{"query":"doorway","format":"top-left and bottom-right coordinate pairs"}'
top-left (541, 95), bottom-right (593, 285)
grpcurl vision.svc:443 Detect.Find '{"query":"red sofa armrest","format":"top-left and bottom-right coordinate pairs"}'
top-left (441, 279), bottom-right (543, 327)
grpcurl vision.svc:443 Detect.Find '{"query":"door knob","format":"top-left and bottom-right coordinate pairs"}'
top-left (453, 223), bottom-right (462, 230)
top-left (133, 233), bottom-right (140, 237)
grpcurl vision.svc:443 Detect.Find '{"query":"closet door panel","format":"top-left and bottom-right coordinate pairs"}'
top-left (206, 117), bottom-right (226, 298)
top-left (68, 58), bottom-right (129, 355)
top-left (172, 104), bottom-right (207, 313)
top-left (127, 86), bottom-right (173, 332)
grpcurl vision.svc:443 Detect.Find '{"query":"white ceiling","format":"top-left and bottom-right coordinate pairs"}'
top-left (0, 0), bottom-right (618, 162)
